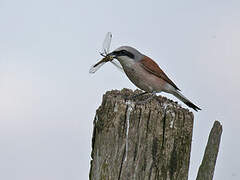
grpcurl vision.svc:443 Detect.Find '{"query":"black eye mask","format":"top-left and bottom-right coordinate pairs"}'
top-left (113, 50), bottom-right (135, 59)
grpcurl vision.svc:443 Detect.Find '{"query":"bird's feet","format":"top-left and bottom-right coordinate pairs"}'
top-left (135, 92), bottom-right (156, 105)
top-left (125, 92), bottom-right (157, 104)
top-left (127, 92), bottom-right (148, 101)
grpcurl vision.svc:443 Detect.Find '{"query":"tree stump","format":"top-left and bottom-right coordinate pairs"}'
top-left (89, 89), bottom-right (194, 180)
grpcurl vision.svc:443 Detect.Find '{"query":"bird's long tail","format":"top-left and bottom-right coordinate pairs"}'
top-left (172, 90), bottom-right (201, 111)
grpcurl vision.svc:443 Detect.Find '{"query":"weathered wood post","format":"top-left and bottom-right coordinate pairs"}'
top-left (196, 121), bottom-right (223, 180)
top-left (89, 89), bottom-right (194, 180)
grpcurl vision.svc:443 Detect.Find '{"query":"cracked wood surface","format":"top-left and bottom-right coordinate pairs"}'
top-left (89, 89), bottom-right (194, 180)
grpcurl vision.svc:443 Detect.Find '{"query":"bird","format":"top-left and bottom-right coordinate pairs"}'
top-left (106, 46), bottom-right (201, 111)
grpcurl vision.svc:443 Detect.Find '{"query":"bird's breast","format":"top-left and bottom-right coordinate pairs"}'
top-left (117, 57), bottom-right (167, 92)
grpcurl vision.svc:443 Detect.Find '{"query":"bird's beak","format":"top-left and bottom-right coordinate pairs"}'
top-left (107, 52), bottom-right (116, 59)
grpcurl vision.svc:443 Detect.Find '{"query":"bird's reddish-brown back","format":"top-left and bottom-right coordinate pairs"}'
top-left (139, 56), bottom-right (180, 90)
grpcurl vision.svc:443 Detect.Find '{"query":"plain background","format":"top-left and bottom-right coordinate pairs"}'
top-left (0, 0), bottom-right (239, 179)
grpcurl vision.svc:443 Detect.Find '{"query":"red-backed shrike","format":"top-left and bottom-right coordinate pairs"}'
top-left (105, 46), bottom-right (201, 111)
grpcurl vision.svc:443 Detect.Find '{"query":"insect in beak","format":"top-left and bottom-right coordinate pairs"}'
top-left (89, 53), bottom-right (115, 74)
top-left (93, 53), bottom-right (114, 68)
top-left (89, 32), bottom-right (123, 74)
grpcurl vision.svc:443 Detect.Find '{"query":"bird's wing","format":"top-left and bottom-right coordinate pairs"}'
top-left (140, 56), bottom-right (180, 90)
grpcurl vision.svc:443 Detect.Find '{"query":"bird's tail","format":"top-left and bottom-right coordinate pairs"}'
top-left (172, 90), bottom-right (201, 111)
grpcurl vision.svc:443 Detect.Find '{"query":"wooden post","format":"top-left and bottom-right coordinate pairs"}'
top-left (196, 121), bottom-right (223, 180)
top-left (89, 89), bottom-right (194, 180)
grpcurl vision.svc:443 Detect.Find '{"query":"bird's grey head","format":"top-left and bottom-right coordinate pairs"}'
top-left (109, 46), bottom-right (144, 62)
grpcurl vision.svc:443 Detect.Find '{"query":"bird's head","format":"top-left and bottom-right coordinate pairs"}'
top-left (108, 46), bottom-right (144, 63)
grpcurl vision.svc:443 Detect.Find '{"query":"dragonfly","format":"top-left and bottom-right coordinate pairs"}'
top-left (89, 32), bottom-right (123, 73)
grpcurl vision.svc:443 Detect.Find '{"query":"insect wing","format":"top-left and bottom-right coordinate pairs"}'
top-left (89, 62), bottom-right (106, 74)
top-left (102, 32), bottom-right (112, 55)
top-left (89, 32), bottom-right (113, 74)
top-left (111, 59), bottom-right (124, 73)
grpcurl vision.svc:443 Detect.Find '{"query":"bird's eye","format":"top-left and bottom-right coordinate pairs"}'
top-left (123, 50), bottom-right (134, 58)
top-left (121, 50), bottom-right (127, 54)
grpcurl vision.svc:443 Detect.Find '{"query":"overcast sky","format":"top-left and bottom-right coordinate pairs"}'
top-left (0, 0), bottom-right (240, 179)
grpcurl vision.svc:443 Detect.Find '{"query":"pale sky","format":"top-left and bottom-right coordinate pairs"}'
top-left (0, 0), bottom-right (240, 179)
